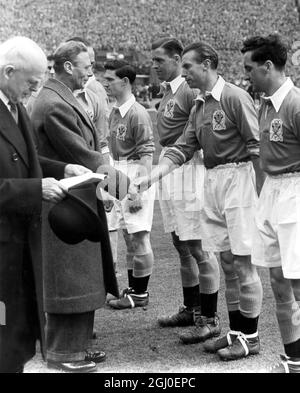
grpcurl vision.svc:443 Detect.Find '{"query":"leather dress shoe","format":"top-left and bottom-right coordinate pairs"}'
top-left (85, 350), bottom-right (106, 363)
top-left (47, 360), bottom-right (97, 373)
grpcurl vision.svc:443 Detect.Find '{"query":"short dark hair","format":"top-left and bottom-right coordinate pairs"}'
top-left (93, 61), bottom-right (106, 74)
top-left (104, 60), bottom-right (136, 84)
top-left (182, 42), bottom-right (219, 69)
top-left (53, 41), bottom-right (88, 74)
top-left (241, 34), bottom-right (287, 70)
top-left (151, 37), bottom-right (183, 57)
top-left (66, 36), bottom-right (91, 47)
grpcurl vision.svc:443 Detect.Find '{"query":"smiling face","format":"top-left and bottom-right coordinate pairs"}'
top-left (151, 47), bottom-right (180, 82)
top-left (181, 50), bottom-right (207, 90)
top-left (243, 50), bottom-right (268, 93)
top-left (71, 51), bottom-right (93, 90)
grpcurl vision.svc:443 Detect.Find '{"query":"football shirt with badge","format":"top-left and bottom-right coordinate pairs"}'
top-left (108, 95), bottom-right (154, 160)
top-left (165, 76), bottom-right (260, 169)
top-left (157, 76), bottom-right (198, 147)
top-left (258, 78), bottom-right (300, 175)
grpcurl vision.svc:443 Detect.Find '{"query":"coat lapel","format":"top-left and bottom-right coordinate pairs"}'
top-left (0, 99), bottom-right (29, 168)
top-left (44, 79), bottom-right (97, 135)
top-left (17, 103), bottom-right (43, 178)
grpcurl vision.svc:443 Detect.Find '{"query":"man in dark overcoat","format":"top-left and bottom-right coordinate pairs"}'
top-left (31, 40), bottom-right (119, 372)
top-left (0, 36), bottom-right (90, 373)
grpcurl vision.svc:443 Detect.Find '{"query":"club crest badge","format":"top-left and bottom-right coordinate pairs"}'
top-left (212, 109), bottom-right (226, 131)
top-left (116, 124), bottom-right (127, 141)
top-left (164, 99), bottom-right (175, 119)
top-left (270, 119), bottom-right (283, 142)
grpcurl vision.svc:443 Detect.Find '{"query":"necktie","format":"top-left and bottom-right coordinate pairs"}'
top-left (8, 101), bottom-right (18, 124)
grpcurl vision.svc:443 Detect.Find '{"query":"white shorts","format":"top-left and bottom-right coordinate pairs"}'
top-left (106, 203), bottom-right (121, 231)
top-left (110, 160), bottom-right (155, 234)
top-left (159, 149), bottom-right (205, 241)
top-left (201, 161), bottom-right (258, 255)
top-left (252, 173), bottom-right (300, 279)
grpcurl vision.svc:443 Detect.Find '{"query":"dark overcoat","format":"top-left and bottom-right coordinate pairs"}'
top-left (0, 100), bottom-right (65, 372)
top-left (31, 78), bottom-right (118, 314)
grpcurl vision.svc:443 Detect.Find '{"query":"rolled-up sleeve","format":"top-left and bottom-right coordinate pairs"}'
top-left (164, 108), bottom-right (201, 165)
top-left (233, 93), bottom-right (260, 157)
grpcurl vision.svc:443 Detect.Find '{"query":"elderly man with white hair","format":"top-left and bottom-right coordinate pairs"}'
top-left (0, 36), bottom-right (91, 373)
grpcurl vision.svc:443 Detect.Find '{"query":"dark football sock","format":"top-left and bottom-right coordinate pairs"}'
top-left (127, 269), bottom-right (134, 288)
top-left (183, 285), bottom-right (201, 310)
top-left (200, 291), bottom-right (218, 318)
top-left (132, 275), bottom-right (150, 294)
top-left (285, 338), bottom-right (300, 358)
top-left (239, 314), bottom-right (259, 335)
top-left (229, 310), bottom-right (241, 331)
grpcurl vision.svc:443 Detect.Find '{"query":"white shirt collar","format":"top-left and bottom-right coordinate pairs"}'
top-left (161, 75), bottom-right (185, 95)
top-left (85, 75), bottom-right (95, 88)
top-left (262, 77), bottom-right (294, 113)
top-left (169, 75), bottom-right (185, 94)
top-left (114, 94), bottom-right (136, 118)
top-left (195, 75), bottom-right (226, 102)
top-left (74, 88), bottom-right (87, 100)
top-left (0, 89), bottom-right (10, 109)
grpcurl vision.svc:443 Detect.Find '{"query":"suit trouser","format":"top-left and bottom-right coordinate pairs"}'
top-left (45, 311), bottom-right (94, 362)
top-left (0, 242), bottom-right (39, 373)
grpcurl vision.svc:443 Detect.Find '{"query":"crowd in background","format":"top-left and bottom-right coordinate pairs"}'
top-left (1, 0), bottom-right (300, 85)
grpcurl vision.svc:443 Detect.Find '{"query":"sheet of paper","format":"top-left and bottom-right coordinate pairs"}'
top-left (59, 173), bottom-right (107, 190)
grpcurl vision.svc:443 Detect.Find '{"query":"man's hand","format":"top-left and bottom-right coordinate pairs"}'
top-left (126, 182), bottom-right (143, 213)
top-left (42, 178), bottom-right (67, 203)
top-left (133, 175), bottom-right (151, 193)
top-left (127, 193), bottom-right (143, 213)
top-left (99, 189), bottom-right (115, 212)
top-left (64, 164), bottom-right (92, 178)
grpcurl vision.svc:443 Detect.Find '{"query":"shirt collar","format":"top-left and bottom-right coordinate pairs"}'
top-left (74, 88), bottom-right (87, 101)
top-left (262, 77), bottom-right (294, 113)
top-left (114, 94), bottom-right (136, 118)
top-left (85, 75), bottom-right (95, 88)
top-left (0, 89), bottom-right (10, 109)
top-left (169, 75), bottom-right (185, 94)
top-left (195, 75), bottom-right (226, 102)
top-left (161, 75), bottom-right (185, 95)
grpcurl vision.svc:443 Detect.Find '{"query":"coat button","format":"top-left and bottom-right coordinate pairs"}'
top-left (12, 152), bottom-right (18, 161)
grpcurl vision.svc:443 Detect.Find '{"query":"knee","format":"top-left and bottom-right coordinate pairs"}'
top-left (171, 232), bottom-right (190, 257)
top-left (131, 232), bottom-right (151, 254)
top-left (186, 240), bottom-right (207, 261)
top-left (220, 251), bottom-right (234, 275)
top-left (233, 255), bottom-right (258, 282)
top-left (270, 268), bottom-right (291, 301)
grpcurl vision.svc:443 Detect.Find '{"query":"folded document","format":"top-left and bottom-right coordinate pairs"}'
top-left (59, 173), bottom-right (107, 190)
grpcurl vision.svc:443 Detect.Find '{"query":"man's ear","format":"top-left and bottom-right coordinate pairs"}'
top-left (3, 65), bottom-right (15, 80)
top-left (202, 59), bottom-right (211, 70)
top-left (173, 54), bottom-right (181, 64)
top-left (64, 61), bottom-right (73, 75)
top-left (122, 76), bottom-right (130, 86)
top-left (264, 60), bottom-right (273, 72)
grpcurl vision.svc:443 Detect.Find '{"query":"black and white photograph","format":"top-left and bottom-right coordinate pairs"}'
top-left (1, 0), bottom-right (300, 377)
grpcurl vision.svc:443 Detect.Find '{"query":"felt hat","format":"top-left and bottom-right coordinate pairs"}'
top-left (48, 184), bottom-right (106, 245)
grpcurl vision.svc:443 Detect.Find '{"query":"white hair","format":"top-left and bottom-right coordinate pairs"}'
top-left (0, 36), bottom-right (47, 71)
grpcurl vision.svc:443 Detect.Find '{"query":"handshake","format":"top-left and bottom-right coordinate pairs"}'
top-left (127, 175), bottom-right (152, 214)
